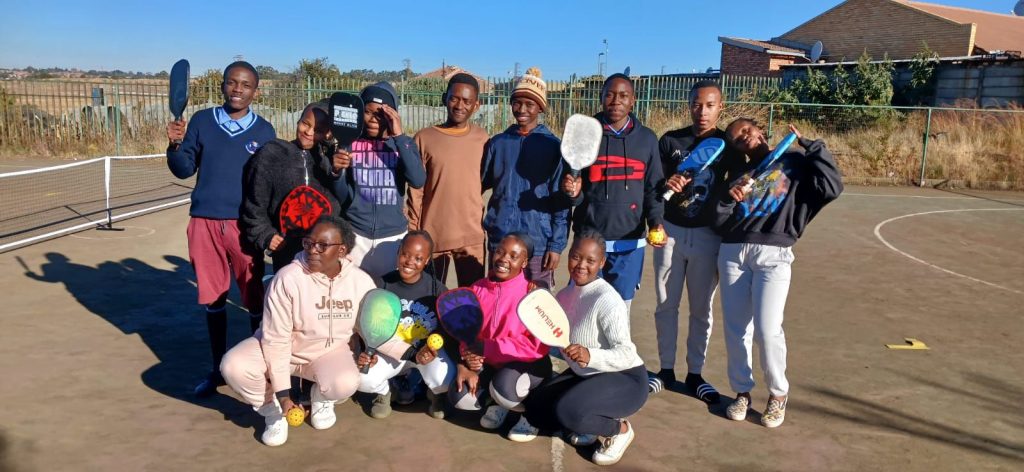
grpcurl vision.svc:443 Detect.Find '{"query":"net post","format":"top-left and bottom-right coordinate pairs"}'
top-left (919, 107), bottom-right (932, 187)
top-left (97, 156), bottom-right (124, 232)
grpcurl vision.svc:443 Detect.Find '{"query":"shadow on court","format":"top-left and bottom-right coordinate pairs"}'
top-left (801, 383), bottom-right (1024, 461)
top-left (21, 252), bottom-right (258, 431)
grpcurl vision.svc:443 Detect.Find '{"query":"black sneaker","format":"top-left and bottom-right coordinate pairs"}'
top-left (193, 371), bottom-right (226, 398)
top-left (685, 373), bottom-right (720, 404)
top-left (392, 376), bottom-right (416, 406)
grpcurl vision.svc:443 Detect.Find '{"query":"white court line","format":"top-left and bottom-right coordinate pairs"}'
top-left (846, 193), bottom-right (1024, 202)
top-left (873, 208), bottom-right (1024, 295)
top-left (550, 434), bottom-right (565, 472)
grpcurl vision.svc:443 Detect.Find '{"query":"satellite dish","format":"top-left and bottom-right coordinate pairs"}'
top-left (623, 66), bottom-right (631, 76)
top-left (1014, 0), bottom-right (1024, 16)
top-left (810, 41), bottom-right (824, 62)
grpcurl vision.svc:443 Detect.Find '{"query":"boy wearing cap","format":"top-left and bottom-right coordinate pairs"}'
top-left (331, 81), bottom-right (426, 278)
top-left (407, 73), bottom-right (489, 287)
top-left (562, 73), bottom-right (666, 310)
top-left (166, 61), bottom-right (276, 397)
top-left (481, 67), bottom-right (569, 288)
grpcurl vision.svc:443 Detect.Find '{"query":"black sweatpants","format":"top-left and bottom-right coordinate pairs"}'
top-left (524, 365), bottom-right (648, 437)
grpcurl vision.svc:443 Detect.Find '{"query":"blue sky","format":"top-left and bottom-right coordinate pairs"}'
top-left (0, 0), bottom-right (1014, 79)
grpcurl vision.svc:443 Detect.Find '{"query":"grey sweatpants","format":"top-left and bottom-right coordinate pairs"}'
top-left (653, 223), bottom-right (721, 373)
top-left (718, 243), bottom-right (793, 397)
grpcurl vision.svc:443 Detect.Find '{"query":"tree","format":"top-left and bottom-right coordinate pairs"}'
top-left (293, 57), bottom-right (342, 82)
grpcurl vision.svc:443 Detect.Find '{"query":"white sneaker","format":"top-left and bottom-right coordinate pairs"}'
top-left (258, 401), bottom-right (288, 447)
top-left (309, 384), bottom-right (337, 430)
top-left (727, 394), bottom-right (751, 421)
top-left (568, 432), bottom-right (598, 446)
top-left (479, 405), bottom-right (509, 430)
top-left (592, 420), bottom-right (635, 466)
top-left (507, 416), bottom-right (538, 442)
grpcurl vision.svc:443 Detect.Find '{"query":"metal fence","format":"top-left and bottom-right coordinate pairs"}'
top-left (1, 77), bottom-right (1022, 188)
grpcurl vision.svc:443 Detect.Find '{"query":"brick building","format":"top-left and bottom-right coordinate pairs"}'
top-left (719, 0), bottom-right (1024, 77)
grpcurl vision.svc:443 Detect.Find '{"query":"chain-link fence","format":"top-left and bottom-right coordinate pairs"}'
top-left (2, 77), bottom-right (1021, 188)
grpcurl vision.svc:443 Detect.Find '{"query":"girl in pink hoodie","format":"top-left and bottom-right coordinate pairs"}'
top-left (221, 216), bottom-right (382, 447)
top-left (448, 232), bottom-right (551, 442)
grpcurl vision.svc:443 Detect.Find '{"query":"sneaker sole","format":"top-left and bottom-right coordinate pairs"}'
top-left (761, 417), bottom-right (785, 428)
top-left (592, 432), bottom-right (634, 466)
top-left (507, 433), bottom-right (537, 443)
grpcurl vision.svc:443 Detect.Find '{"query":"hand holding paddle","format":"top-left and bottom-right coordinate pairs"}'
top-left (356, 352), bottom-right (379, 370)
top-left (561, 174), bottom-right (583, 198)
top-left (332, 149), bottom-right (352, 173)
top-left (563, 344), bottom-right (591, 368)
top-left (661, 137), bottom-right (726, 201)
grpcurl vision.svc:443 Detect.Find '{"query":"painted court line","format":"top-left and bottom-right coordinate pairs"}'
top-left (550, 434), bottom-right (565, 472)
top-left (873, 208), bottom-right (1024, 295)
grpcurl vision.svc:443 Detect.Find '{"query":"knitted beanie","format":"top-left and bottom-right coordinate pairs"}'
top-left (511, 67), bottom-right (548, 111)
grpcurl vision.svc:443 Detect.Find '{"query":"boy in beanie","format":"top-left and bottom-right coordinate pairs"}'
top-left (407, 73), bottom-right (490, 287)
top-left (482, 67), bottom-right (570, 288)
top-left (166, 61), bottom-right (276, 397)
top-left (330, 81), bottom-right (426, 278)
top-left (562, 73), bottom-right (666, 310)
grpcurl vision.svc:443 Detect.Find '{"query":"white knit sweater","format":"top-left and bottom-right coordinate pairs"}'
top-left (555, 278), bottom-right (644, 376)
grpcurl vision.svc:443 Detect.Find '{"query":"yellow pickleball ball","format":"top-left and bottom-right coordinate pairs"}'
top-left (646, 227), bottom-right (667, 245)
top-left (427, 333), bottom-right (444, 351)
top-left (286, 406), bottom-right (306, 427)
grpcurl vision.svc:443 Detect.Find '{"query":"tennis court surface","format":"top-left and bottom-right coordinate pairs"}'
top-left (2, 185), bottom-right (1022, 471)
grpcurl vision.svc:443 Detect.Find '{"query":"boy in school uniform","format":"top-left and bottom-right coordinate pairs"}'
top-left (166, 61), bottom-right (276, 397)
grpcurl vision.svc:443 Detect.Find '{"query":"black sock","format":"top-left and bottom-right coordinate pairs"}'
top-left (657, 369), bottom-right (676, 385)
top-left (206, 306), bottom-right (227, 376)
top-left (685, 373), bottom-right (705, 386)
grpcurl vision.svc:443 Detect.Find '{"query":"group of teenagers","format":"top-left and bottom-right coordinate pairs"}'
top-left (165, 60), bottom-right (843, 465)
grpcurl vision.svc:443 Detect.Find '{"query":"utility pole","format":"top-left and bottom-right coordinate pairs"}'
top-left (514, 62), bottom-right (521, 78)
top-left (598, 38), bottom-right (606, 74)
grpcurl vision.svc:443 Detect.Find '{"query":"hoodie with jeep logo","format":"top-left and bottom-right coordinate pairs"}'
top-left (569, 112), bottom-right (665, 242)
top-left (260, 251), bottom-right (405, 394)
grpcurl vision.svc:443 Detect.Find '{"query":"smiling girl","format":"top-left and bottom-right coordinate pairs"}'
top-left (523, 231), bottom-right (647, 466)
top-left (357, 231), bottom-right (456, 419)
top-left (448, 232), bottom-right (551, 442)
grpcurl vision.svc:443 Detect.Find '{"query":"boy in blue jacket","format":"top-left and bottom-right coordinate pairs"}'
top-left (482, 67), bottom-right (570, 288)
top-left (166, 61), bottom-right (276, 397)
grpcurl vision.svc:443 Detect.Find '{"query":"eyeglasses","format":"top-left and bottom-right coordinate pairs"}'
top-left (301, 238), bottom-right (343, 253)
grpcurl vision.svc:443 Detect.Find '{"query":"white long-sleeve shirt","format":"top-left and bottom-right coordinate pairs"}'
top-left (555, 278), bottom-right (644, 376)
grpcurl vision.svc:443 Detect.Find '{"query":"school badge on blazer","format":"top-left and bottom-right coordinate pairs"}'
top-left (245, 141), bottom-right (260, 154)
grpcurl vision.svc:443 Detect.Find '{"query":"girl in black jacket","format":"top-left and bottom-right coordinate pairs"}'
top-left (715, 121), bottom-right (843, 429)
top-left (241, 102), bottom-right (340, 271)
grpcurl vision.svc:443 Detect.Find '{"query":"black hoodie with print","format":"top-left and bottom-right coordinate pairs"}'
top-left (569, 112), bottom-right (665, 242)
top-left (713, 137), bottom-right (843, 247)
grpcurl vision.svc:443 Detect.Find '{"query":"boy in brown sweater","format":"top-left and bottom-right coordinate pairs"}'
top-left (407, 73), bottom-right (489, 286)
